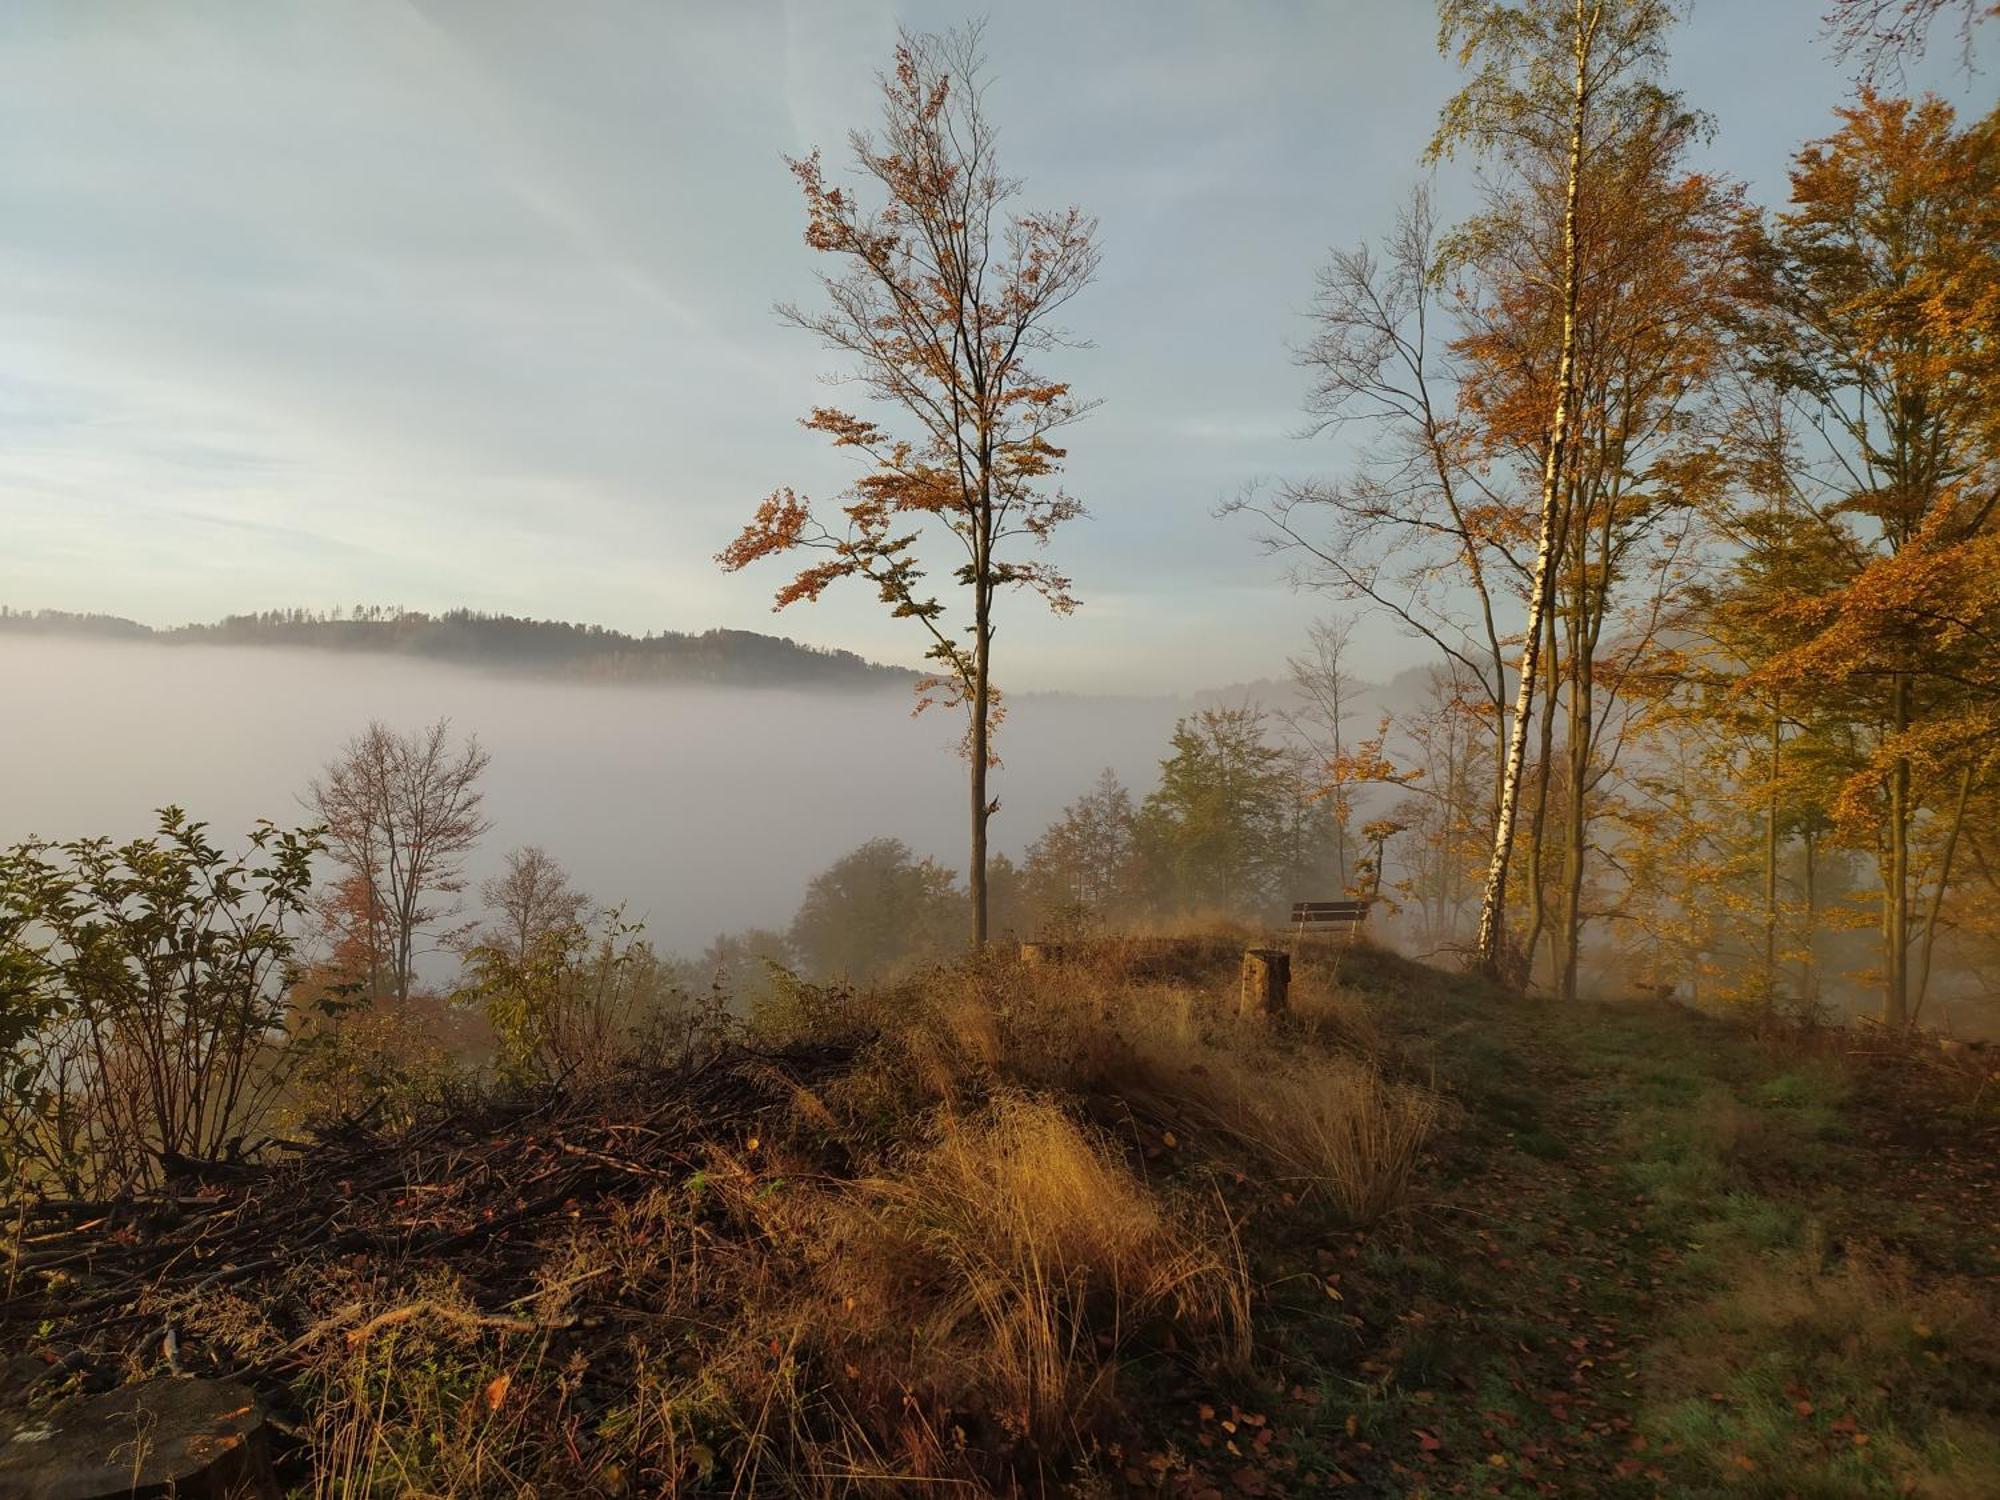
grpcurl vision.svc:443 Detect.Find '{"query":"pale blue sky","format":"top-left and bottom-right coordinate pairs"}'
top-left (0, 1), bottom-right (1984, 691)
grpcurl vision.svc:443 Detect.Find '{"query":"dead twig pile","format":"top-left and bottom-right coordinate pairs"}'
top-left (0, 1038), bottom-right (861, 1386)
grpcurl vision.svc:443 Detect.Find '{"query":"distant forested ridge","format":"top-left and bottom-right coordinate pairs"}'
top-left (0, 606), bottom-right (915, 688)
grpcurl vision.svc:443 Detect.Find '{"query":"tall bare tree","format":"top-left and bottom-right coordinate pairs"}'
top-left (1226, 188), bottom-right (1518, 835)
top-left (718, 23), bottom-right (1100, 946)
top-left (308, 718), bottom-right (490, 1004)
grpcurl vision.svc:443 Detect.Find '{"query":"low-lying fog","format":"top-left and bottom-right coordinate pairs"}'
top-left (1, 637), bottom-right (1188, 956)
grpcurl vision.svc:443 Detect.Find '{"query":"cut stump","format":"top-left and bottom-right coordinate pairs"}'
top-left (1240, 948), bottom-right (1290, 1019)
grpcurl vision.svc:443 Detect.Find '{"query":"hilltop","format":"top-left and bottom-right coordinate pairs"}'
top-left (4, 941), bottom-right (1995, 1496)
top-left (0, 607), bottom-right (917, 690)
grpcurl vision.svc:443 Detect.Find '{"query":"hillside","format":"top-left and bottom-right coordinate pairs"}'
top-left (0, 607), bottom-right (916, 689)
top-left (4, 942), bottom-right (1995, 1497)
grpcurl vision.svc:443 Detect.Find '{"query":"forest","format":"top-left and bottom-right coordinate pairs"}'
top-left (2, 1), bottom-right (1998, 1497)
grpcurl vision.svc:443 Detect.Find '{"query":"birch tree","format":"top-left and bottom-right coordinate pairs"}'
top-left (1432, 0), bottom-right (1686, 980)
top-left (1451, 74), bottom-right (1737, 998)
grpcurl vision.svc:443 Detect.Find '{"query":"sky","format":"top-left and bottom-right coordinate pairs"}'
top-left (0, 1), bottom-right (1986, 694)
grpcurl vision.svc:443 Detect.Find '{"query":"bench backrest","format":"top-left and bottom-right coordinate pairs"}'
top-left (1292, 900), bottom-right (1369, 925)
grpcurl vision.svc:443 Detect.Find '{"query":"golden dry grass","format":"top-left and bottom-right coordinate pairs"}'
top-left (827, 1093), bottom-right (1251, 1447)
top-left (199, 936), bottom-right (1440, 1495)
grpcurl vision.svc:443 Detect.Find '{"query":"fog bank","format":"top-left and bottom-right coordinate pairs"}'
top-left (0, 638), bottom-right (1187, 954)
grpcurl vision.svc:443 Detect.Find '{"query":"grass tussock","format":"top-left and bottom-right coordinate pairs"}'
top-left (1143, 1048), bottom-right (1440, 1223)
top-left (857, 945), bottom-right (1442, 1227)
top-left (823, 1093), bottom-right (1251, 1448)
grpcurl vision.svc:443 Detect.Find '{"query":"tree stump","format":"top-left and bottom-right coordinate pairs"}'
top-left (0, 1376), bottom-right (274, 1500)
top-left (1240, 948), bottom-right (1290, 1019)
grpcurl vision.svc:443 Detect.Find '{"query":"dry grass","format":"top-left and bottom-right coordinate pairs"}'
top-left (1159, 1050), bottom-right (1439, 1222)
top-left (825, 1093), bottom-right (1251, 1448)
top-left (866, 943), bottom-right (1441, 1226)
top-left (78, 934), bottom-right (1443, 1495)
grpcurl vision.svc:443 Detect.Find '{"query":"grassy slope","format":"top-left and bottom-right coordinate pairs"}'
top-left (1201, 946), bottom-right (2000, 1499)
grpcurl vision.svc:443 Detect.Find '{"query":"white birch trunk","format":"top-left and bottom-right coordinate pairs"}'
top-left (1474, 0), bottom-right (1595, 978)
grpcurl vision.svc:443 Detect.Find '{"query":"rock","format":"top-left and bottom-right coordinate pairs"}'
top-left (0, 1376), bottom-right (274, 1500)
top-left (0, 1359), bottom-right (55, 1408)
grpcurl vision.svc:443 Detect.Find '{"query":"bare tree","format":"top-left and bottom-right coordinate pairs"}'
top-left (476, 846), bottom-right (591, 963)
top-left (1280, 618), bottom-right (1365, 890)
top-left (307, 718), bottom-right (491, 1004)
top-left (1827, 0), bottom-right (1995, 75)
top-left (1225, 189), bottom-right (1520, 822)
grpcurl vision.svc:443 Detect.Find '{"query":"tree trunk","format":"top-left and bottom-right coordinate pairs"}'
top-left (1239, 948), bottom-right (1291, 1019)
top-left (1885, 670), bottom-right (1911, 1025)
top-left (970, 582), bottom-right (992, 948)
top-left (1474, 1), bottom-right (1591, 981)
top-left (1913, 762), bottom-right (1972, 1023)
top-left (1763, 710), bottom-right (1781, 1010)
top-left (1802, 825), bottom-right (1818, 1007)
top-left (1557, 633), bottom-right (1590, 1005)
top-left (1522, 608), bottom-right (1561, 986)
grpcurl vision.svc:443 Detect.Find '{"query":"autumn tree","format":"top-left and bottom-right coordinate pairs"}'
top-left (718, 24), bottom-right (1100, 948)
top-left (1450, 46), bottom-right (1737, 999)
top-left (307, 718), bottom-right (490, 1005)
top-left (1428, 0), bottom-right (1695, 980)
top-left (1736, 92), bottom-right (2000, 1024)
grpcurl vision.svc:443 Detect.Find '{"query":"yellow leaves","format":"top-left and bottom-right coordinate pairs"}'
top-left (715, 488), bottom-right (814, 576)
top-left (802, 407), bottom-right (889, 451)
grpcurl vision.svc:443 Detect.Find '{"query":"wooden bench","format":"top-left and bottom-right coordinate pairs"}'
top-left (1290, 899), bottom-right (1370, 945)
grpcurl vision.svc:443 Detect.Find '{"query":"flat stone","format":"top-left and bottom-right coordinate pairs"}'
top-left (0, 1376), bottom-right (273, 1500)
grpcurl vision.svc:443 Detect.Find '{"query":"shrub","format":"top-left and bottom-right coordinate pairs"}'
top-left (0, 809), bottom-right (327, 1194)
top-left (456, 909), bottom-right (699, 1081)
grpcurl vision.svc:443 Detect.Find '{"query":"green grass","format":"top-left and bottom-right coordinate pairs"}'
top-left (1254, 953), bottom-right (2000, 1499)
